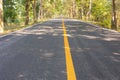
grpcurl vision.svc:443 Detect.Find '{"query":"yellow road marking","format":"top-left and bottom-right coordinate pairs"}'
top-left (62, 19), bottom-right (77, 80)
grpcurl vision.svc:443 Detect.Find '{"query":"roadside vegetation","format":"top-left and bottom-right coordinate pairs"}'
top-left (0, 0), bottom-right (120, 34)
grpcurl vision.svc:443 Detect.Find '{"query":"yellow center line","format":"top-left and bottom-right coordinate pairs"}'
top-left (62, 19), bottom-right (77, 80)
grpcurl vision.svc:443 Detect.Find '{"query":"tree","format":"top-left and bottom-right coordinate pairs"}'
top-left (111, 0), bottom-right (117, 30)
top-left (72, 0), bottom-right (76, 18)
top-left (0, 0), bottom-right (4, 33)
top-left (25, 0), bottom-right (30, 25)
top-left (39, 0), bottom-right (43, 20)
top-left (3, 0), bottom-right (17, 25)
top-left (116, 0), bottom-right (120, 29)
top-left (33, 0), bottom-right (37, 22)
top-left (86, 0), bottom-right (92, 20)
top-left (1, 0), bottom-right (119, 32)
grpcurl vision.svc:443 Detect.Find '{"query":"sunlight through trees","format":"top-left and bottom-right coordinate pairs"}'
top-left (0, 0), bottom-right (4, 33)
top-left (0, 0), bottom-right (120, 33)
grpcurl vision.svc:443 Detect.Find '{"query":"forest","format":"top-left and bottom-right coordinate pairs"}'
top-left (0, 0), bottom-right (120, 34)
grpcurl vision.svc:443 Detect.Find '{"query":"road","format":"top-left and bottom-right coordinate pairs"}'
top-left (0, 19), bottom-right (120, 80)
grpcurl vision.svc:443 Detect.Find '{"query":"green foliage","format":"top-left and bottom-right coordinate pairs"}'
top-left (91, 0), bottom-right (112, 28)
top-left (3, 0), bottom-right (17, 22)
top-left (2, 0), bottom-right (120, 32)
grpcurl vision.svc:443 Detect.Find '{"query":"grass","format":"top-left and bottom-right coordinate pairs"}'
top-left (1, 20), bottom-right (46, 36)
top-left (87, 21), bottom-right (120, 32)
top-left (1, 19), bottom-right (119, 36)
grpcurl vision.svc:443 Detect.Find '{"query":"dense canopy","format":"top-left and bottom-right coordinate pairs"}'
top-left (0, 0), bottom-right (120, 33)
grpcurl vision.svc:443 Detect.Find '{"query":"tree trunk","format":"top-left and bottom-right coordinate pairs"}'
top-left (25, 0), bottom-right (30, 25)
top-left (87, 0), bottom-right (92, 21)
top-left (0, 0), bottom-right (4, 33)
top-left (111, 0), bottom-right (117, 30)
top-left (39, 0), bottom-right (43, 20)
top-left (70, 7), bottom-right (73, 18)
top-left (72, 0), bottom-right (76, 18)
top-left (81, 0), bottom-right (84, 20)
top-left (33, 0), bottom-right (37, 22)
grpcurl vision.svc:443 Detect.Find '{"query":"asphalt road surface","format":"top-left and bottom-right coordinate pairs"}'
top-left (0, 19), bottom-right (120, 80)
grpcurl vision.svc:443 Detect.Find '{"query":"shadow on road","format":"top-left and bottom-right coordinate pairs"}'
top-left (0, 20), bottom-right (67, 80)
top-left (64, 20), bottom-right (120, 80)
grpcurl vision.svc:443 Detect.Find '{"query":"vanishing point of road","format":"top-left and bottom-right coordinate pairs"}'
top-left (0, 18), bottom-right (120, 80)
